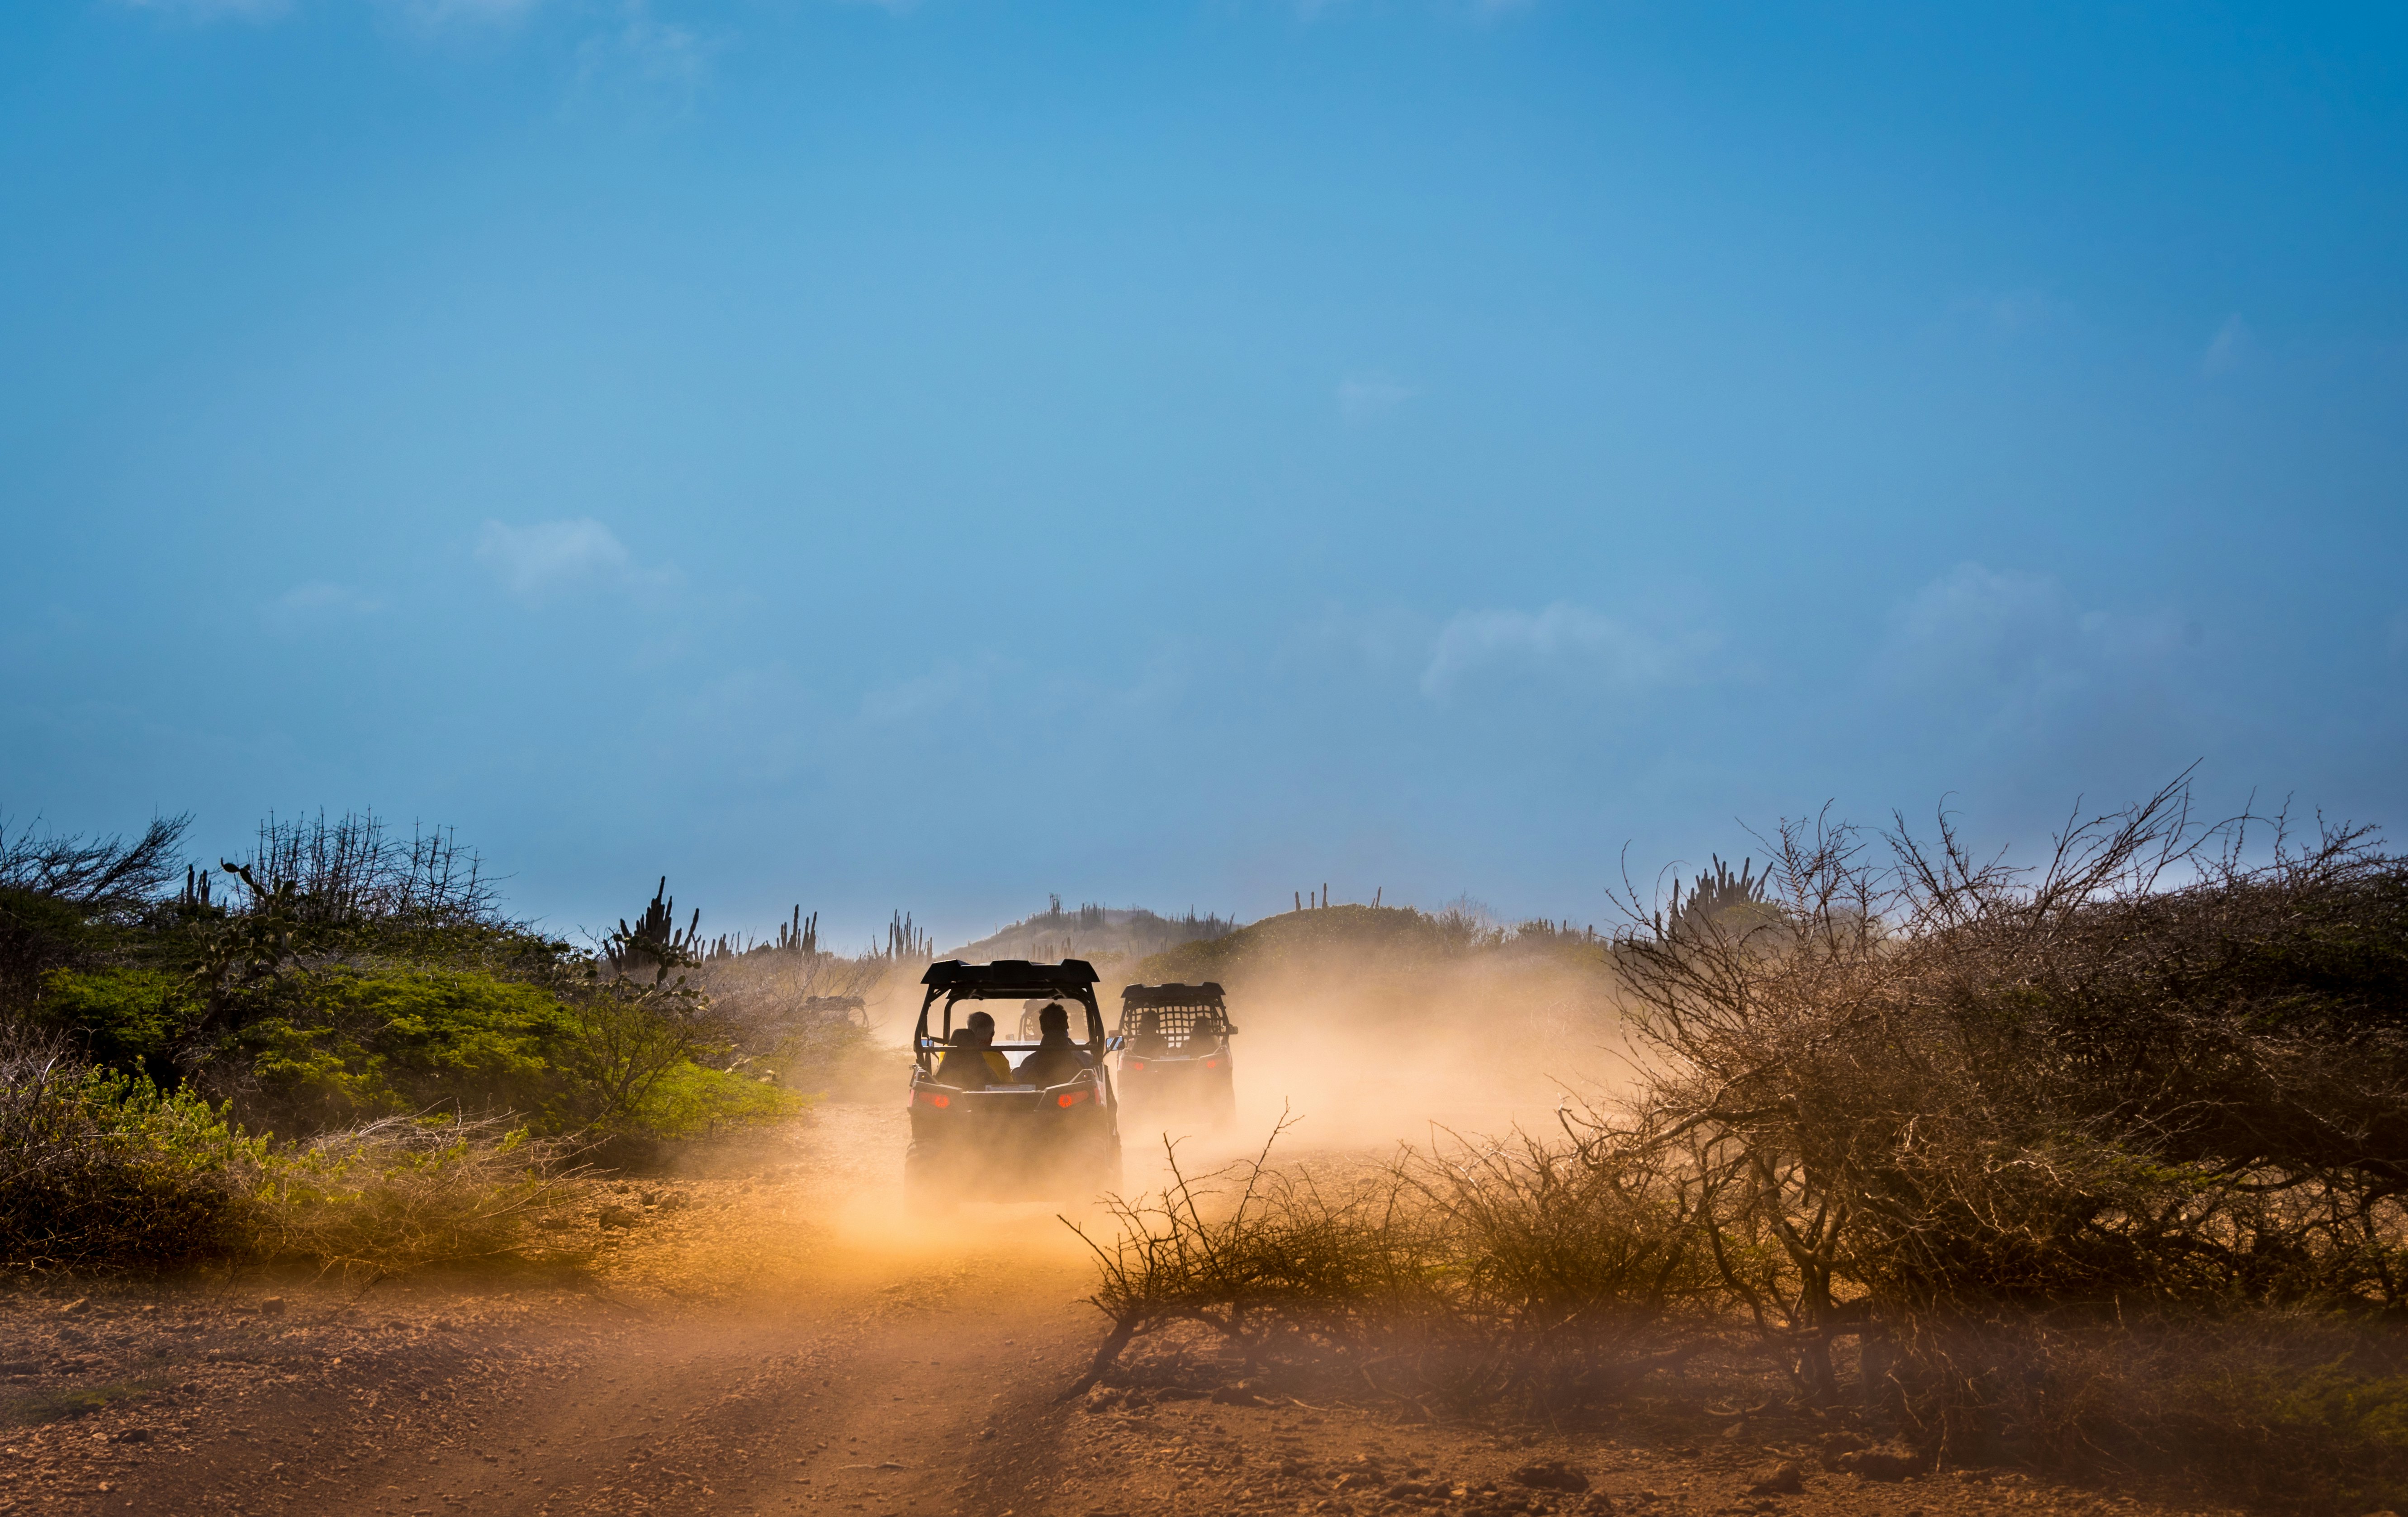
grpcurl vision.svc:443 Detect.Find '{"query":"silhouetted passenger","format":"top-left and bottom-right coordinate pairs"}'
top-left (1015, 1002), bottom-right (1089, 1088)
top-left (934, 1011), bottom-right (1013, 1088)
top-left (965, 1009), bottom-right (1013, 1082)
top-left (1125, 1008), bottom-right (1171, 1057)
top-left (934, 1024), bottom-right (995, 1089)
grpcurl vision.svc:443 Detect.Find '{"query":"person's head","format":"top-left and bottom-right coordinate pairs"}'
top-left (1136, 1008), bottom-right (1161, 1032)
top-left (965, 1010), bottom-right (996, 1045)
top-left (1038, 1002), bottom-right (1070, 1038)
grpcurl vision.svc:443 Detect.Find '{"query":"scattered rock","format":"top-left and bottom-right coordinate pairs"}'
top-left (259, 1298), bottom-right (287, 1316)
top-left (598, 1204), bottom-right (640, 1230)
top-left (115, 1429), bottom-right (152, 1444)
top-left (1833, 1445), bottom-right (1926, 1482)
top-left (1209, 1384), bottom-right (1267, 1405)
top-left (1511, 1460), bottom-right (1591, 1493)
top-left (1333, 1471), bottom-right (1381, 1491)
top-left (1747, 1461), bottom-right (1806, 1495)
top-left (1383, 1479), bottom-right (1450, 1502)
top-left (1152, 1385), bottom-right (1207, 1401)
top-left (59, 1298), bottom-right (90, 1315)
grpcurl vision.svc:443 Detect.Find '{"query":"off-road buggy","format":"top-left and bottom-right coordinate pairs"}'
top-left (905, 958), bottom-right (1122, 1204)
top-left (1112, 981), bottom-right (1237, 1128)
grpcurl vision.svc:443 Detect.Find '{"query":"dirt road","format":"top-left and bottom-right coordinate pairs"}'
top-left (1, 1106), bottom-right (2236, 1517)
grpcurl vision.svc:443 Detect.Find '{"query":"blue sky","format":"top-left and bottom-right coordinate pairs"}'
top-left (4, 0), bottom-right (2404, 948)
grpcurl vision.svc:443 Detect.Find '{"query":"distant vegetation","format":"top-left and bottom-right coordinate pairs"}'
top-left (1132, 896), bottom-right (1600, 985)
top-left (0, 810), bottom-right (901, 1276)
top-left (948, 898), bottom-right (1238, 981)
top-left (1080, 783), bottom-right (2408, 1512)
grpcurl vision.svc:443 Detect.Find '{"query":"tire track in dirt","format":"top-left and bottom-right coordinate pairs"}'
top-left (2, 1106), bottom-right (1107, 1517)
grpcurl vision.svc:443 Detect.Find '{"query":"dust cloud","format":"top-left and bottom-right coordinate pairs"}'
top-left (1146, 934), bottom-right (1635, 1169)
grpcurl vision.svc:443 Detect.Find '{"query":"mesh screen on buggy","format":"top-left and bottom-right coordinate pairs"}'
top-left (1114, 1004), bottom-right (1226, 1052)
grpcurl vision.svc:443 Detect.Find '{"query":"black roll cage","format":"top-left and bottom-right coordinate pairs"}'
top-left (913, 958), bottom-right (1107, 1073)
top-left (1112, 983), bottom-right (1237, 1055)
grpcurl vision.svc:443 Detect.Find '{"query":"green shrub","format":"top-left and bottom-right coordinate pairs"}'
top-left (235, 966), bottom-right (583, 1126)
top-left (36, 967), bottom-right (203, 1072)
top-left (228, 966), bottom-right (804, 1145)
top-left (231, 1114), bottom-right (589, 1279)
top-left (0, 1030), bottom-right (251, 1271)
top-left (629, 1059), bottom-right (809, 1138)
top-left (2157, 1325), bottom-right (2408, 1511)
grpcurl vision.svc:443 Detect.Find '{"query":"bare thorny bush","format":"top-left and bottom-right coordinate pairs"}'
top-left (233, 1113), bottom-right (591, 1281)
top-left (1064, 1115), bottom-right (1724, 1414)
top-left (1589, 777), bottom-right (2408, 1490)
top-left (1073, 781), bottom-right (2408, 1503)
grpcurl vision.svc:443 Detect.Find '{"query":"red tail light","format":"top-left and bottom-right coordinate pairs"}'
top-left (1057, 1090), bottom-right (1090, 1108)
top-left (916, 1091), bottom-right (951, 1109)
top-left (1204, 1058), bottom-right (1221, 1069)
top-left (1125, 1059), bottom-right (1147, 1071)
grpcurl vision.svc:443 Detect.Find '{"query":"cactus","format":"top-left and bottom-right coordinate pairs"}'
top-left (885, 910), bottom-right (932, 961)
top-left (775, 907), bottom-right (819, 955)
top-left (1667, 855), bottom-right (1776, 939)
top-left (608, 877), bottom-right (704, 982)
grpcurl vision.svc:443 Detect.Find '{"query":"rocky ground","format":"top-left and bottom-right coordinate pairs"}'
top-left (0, 1107), bottom-right (2259, 1517)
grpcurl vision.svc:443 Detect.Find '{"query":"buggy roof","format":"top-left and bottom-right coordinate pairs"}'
top-left (922, 958), bottom-right (1099, 998)
top-left (1120, 982), bottom-right (1226, 1008)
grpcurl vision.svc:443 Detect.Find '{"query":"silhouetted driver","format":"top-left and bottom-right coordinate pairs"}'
top-left (1015, 1002), bottom-right (1089, 1088)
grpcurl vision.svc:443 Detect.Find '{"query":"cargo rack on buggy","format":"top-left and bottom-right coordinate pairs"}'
top-left (1111, 981), bottom-right (1236, 1050)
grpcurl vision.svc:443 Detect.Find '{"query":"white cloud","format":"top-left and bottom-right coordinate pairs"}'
top-left (1337, 372), bottom-right (1414, 423)
top-left (264, 581), bottom-right (385, 631)
top-left (1879, 564), bottom-right (2191, 740)
top-left (573, 0), bottom-right (721, 112)
top-left (474, 517), bottom-right (675, 603)
top-left (1421, 603), bottom-right (1704, 699)
top-left (2203, 313), bottom-right (2251, 376)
